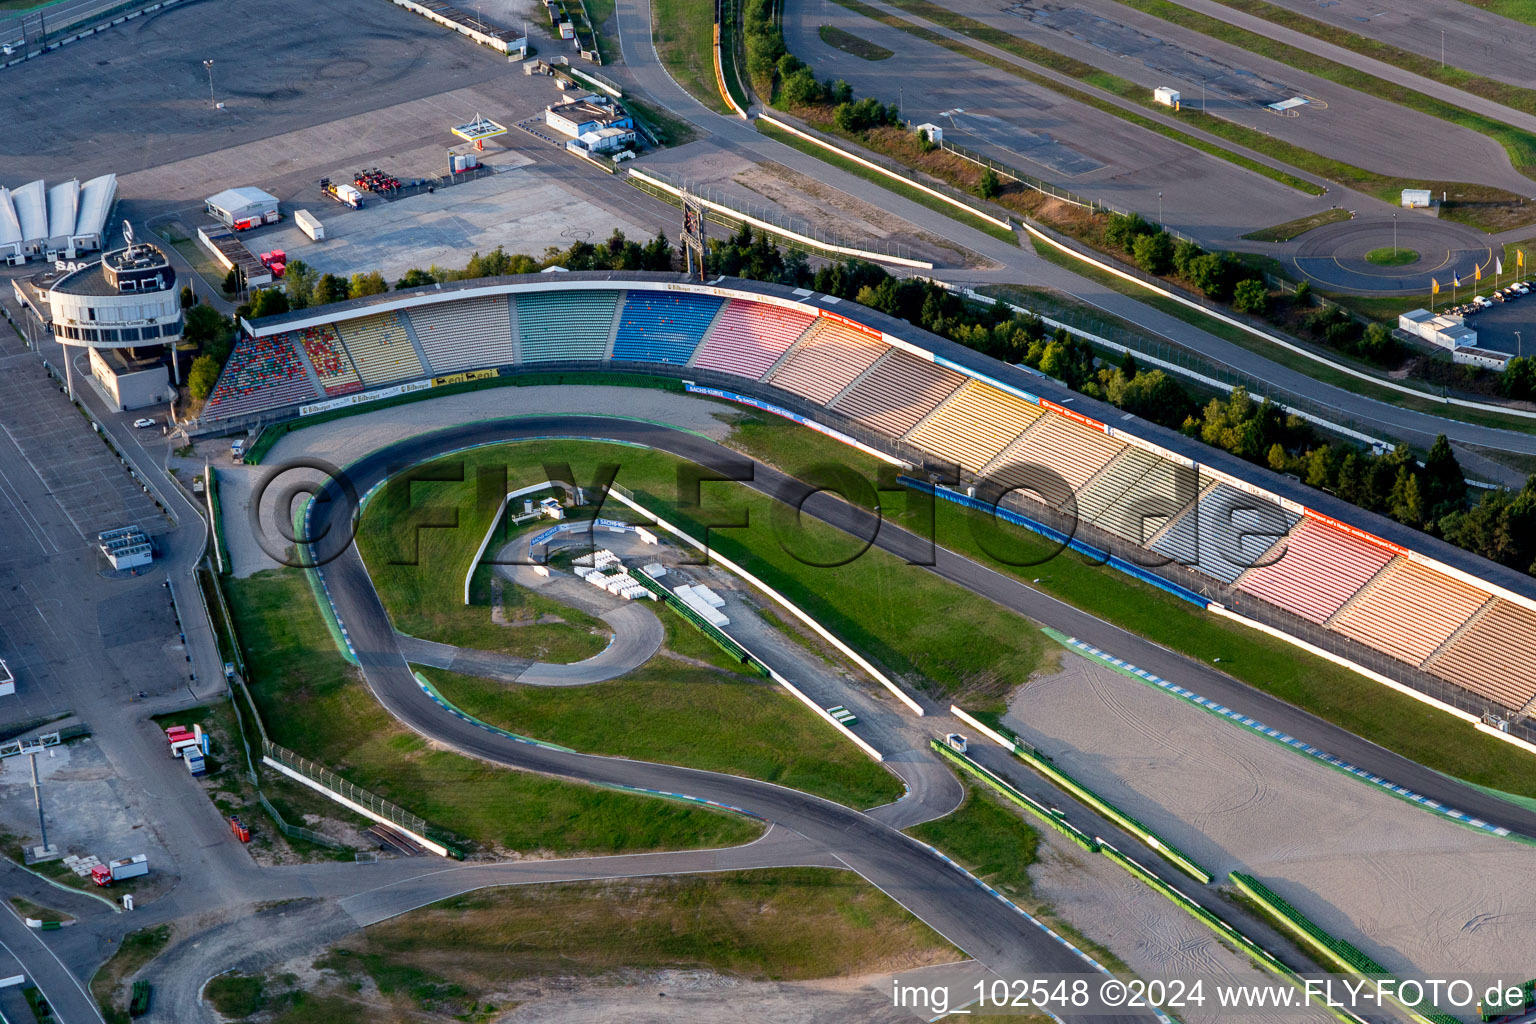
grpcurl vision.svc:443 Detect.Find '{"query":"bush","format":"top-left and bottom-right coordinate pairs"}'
top-left (978, 167), bottom-right (1001, 200)
top-left (348, 271), bottom-right (388, 298)
top-left (1232, 278), bottom-right (1269, 315)
top-left (1132, 231), bottom-right (1174, 275)
top-left (188, 354), bottom-right (221, 400)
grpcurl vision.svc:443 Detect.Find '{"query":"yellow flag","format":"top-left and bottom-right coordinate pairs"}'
top-left (1476, 262), bottom-right (1483, 281)
top-left (1432, 278), bottom-right (1440, 295)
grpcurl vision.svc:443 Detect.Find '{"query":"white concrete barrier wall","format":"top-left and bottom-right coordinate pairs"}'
top-left (756, 114), bottom-right (1012, 231)
top-left (606, 489), bottom-right (926, 715)
top-left (262, 756), bottom-right (451, 857)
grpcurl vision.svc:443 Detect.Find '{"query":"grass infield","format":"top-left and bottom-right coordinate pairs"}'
top-left (1364, 247), bottom-right (1419, 267)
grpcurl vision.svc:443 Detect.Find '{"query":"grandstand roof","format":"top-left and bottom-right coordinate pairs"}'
top-left (244, 271), bottom-right (1536, 604)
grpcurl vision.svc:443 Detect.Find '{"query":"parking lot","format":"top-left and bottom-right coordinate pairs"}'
top-left (1444, 284), bottom-right (1536, 357)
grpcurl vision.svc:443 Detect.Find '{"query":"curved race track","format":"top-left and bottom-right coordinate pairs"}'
top-left (300, 415), bottom-right (1536, 1019)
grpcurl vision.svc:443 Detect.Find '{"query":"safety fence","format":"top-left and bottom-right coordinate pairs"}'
top-left (930, 740), bottom-right (1098, 852)
top-left (257, 791), bottom-right (346, 851)
top-left (1, 0), bottom-right (188, 67)
top-left (943, 708), bottom-right (1209, 882)
top-left (1232, 873), bottom-right (1455, 1024)
top-left (262, 740), bottom-right (428, 837)
top-left (630, 568), bottom-right (766, 675)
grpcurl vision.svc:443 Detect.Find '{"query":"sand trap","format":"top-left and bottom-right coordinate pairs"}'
top-left (1004, 652), bottom-right (1536, 978)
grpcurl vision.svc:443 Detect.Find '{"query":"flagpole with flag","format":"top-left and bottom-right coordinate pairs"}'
top-left (1453, 271), bottom-right (1460, 305)
top-left (1520, 249), bottom-right (1526, 279)
top-left (1496, 256), bottom-right (1504, 289)
top-left (1432, 277), bottom-right (1440, 311)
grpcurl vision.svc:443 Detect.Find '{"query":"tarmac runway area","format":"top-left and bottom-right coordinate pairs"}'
top-left (783, 0), bottom-right (1319, 239)
top-left (0, 0), bottom-right (513, 183)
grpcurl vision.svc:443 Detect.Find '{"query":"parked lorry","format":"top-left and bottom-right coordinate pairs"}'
top-left (294, 209), bottom-right (325, 241)
top-left (320, 178), bottom-right (364, 209)
top-left (91, 854), bottom-right (149, 886)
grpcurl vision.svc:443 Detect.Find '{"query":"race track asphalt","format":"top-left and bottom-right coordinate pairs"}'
top-left (294, 415), bottom-right (1536, 1015)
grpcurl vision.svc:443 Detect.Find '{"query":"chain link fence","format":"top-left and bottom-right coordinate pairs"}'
top-left (257, 791), bottom-right (347, 851)
top-left (263, 740), bottom-right (430, 836)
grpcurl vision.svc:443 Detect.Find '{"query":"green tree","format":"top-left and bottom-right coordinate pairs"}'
top-left (1267, 443), bottom-right (1289, 472)
top-left (188, 354), bottom-right (221, 400)
top-left (1132, 231), bottom-right (1173, 275)
top-left (395, 268), bottom-right (436, 290)
top-left (249, 287), bottom-right (289, 319)
top-left (221, 267), bottom-right (242, 296)
top-left (977, 167), bottom-right (1001, 200)
top-left (183, 305), bottom-right (234, 363)
top-left (1232, 278), bottom-right (1269, 315)
top-left (316, 274), bottom-right (350, 304)
top-left (781, 68), bottom-right (823, 106)
top-left (1389, 467), bottom-right (1425, 527)
top-left (348, 271), bottom-right (387, 298)
top-left (1420, 434), bottom-right (1467, 518)
top-left (283, 260), bottom-right (318, 309)
top-left (180, 285), bottom-right (197, 309)
top-left (1171, 239), bottom-right (1204, 277)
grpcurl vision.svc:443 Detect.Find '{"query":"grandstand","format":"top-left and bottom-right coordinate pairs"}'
top-left (212, 274), bottom-right (1536, 722)
top-left (830, 349), bottom-right (966, 438)
top-left (766, 319), bottom-right (888, 404)
top-left (691, 299), bottom-right (814, 377)
top-left (611, 292), bottom-right (722, 365)
top-left (291, 325), bottom-right (361, 396)
top-left (203, 333), bottom-right (317, 418)
top-left (1150, 483), bottom-right (1301, 585)
top-left (1330, 558), bottom-right (1490, 665)
top-left (1236, 519), bottom-right (1396, 624)
top-left (983, 415), bottom-right (1126, 505)
top-left (1427, 600), bottom-right (1536, 710)
top-left (906, 380), bottom-right (1044, 475)
top-left (335, 313), bottom-right (424, 385)
top-left (407, 296), bottom-right (514, 373)
top-left (1086, 455), bottom-right (1203, 547)
top-left (517, 290), bottom-right (618, 362)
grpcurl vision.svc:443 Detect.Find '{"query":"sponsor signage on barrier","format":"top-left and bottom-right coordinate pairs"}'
top-left (1041, 398), bottom-right (1107, 433)
top-left (684, 384), bottom-right (905, 466)
top-left (817, 307), bottom-right (885, 340)
top-left (432, 368), bottom-right (499, 386)
top-left (1104, 426), bottom-right (1197, 470)
top-left (931, 355), bottom-right (1041, 406)
top-left (529, 526), bottom-right (561, 548)
top-left (1303, 508), bottom-right (1408, 557)
top-left (300, 379), bottom-right (431, 416)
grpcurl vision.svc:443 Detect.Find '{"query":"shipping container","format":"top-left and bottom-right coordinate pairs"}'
top-left (108, 854), bottom-right (148, 880)
top-left (294, 209), bottom-right (325, 240)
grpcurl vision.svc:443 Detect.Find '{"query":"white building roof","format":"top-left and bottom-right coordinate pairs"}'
top-left (205, 186), bottom-right (277, 211)
top-left (0, 189), bottom-right (21, 247)
top-left (12, 180), bottom-right (46, 244)
top-left (47, 180), bottom-right (79, 241)
top-left (76, 174), bottom-right (117, 239)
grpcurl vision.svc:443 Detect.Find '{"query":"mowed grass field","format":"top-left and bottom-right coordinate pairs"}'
top-left (223, 869), bottom-right (958, 1023)
top-left (359, 483), bottom-right (610, 662)
top-left (226, 568), bottom-right (760, 855)
top-left (370, 440), bottom-right (1051, 704)
top-left (421, 662), bottom-right (905, 808)
top-left (712, 415), bottom-right (1536, 800)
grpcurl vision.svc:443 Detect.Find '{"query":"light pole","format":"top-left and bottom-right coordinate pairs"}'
top-left (1158, 191), bottom-right (1163, 225)
top-left (1441, 29), bottom-right (1445, 70)
top-left (1201, 76), bottom-right (1206, 112)
top-left (1393, 212), bottom-right (1397, 256)
top-left (1517, 330), bottom-right (1524, 358)
top-left (203, 59), bottom-right (215, 108)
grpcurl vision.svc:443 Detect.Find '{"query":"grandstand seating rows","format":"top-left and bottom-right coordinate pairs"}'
top-left (289, 324), bottom-right (360, 396)
top-left (612, 292), bottom-right (722, 365)
top-left (767, 319), bottom-right (889, 404)
top-left (984, 415), bottom-right (1126, 502)
top-left (830, 349), bottom-right (965, 437)
top-left (1151, 483), bottom-right (1302, 586)
top-left (407, 296), bottom-right (515, 373)
top-left (1235, 519), bottom-right (1396, 624)
top-left (905, 380), bottom-right (1044, 474)
top-left (206, 285), bottom-right (1536, 713)
top-left (1089, 456), bottom-right (1203, 547)
top-left (335, 313), bottom-right (423, 385)
top-left (517, 290), bottom-right (618, 362)
top-left (1330, 558), bottom-right (1491, 666)
top-left (204, 333), bottom-right (317, 418)
top-left (691, 300), bottom-right (814, 377)
top-left (1428, 599), bottom-right (1536, 709)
